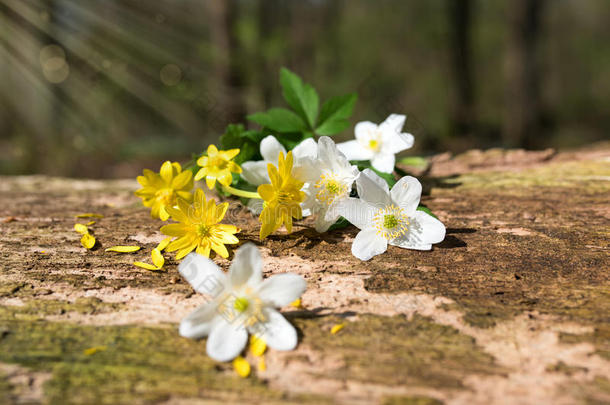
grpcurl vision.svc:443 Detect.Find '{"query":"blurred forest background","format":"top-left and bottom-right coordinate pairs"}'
top-left (1, 0), bottom-right (609, 178)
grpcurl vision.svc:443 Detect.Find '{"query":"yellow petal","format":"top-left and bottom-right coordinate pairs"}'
top-left (194, 167), bottom-right (206, 181)
top-left (258, 357), bottom-right (266, 372)
top-left (330, 323), bottom-right (345, 335)
top-left (176, 245), bottom-right (197, 260)
top-left (159, 161), bottom-right (174, 184)
top-left (233, 356), bottom-right (251, 378)
top-left (156, 237), bottom-right (172, 252)
top-left (74, 223), bottom-right (89, 234)
top-left (81, 233), bottom-right (96, 249)
top-left (229, 161), bottom-right (242, 174)
top-left (75, 213), bottom-right (104, 218)
top-left (159, 205), bottom-right (170, 221)
top-left (217, 171), bottom-right (233, 187)
top-left (250, 335), bottom-right (266, 357)
top-left (133, 261), bottom-right (161, 271)
top-left (151, 248), bottom-right (165, 268)
top-left (257, 184), bottom-right (275, 202)
top-left (211, 241), bottom-right (229, 258)
top-left (172, 170), bottom-right (193, 190)
top-left (83, 346), bottom-right (107, 356)
top-left (105, 246), bottom-right (141, 253)
top-left (205, 175), bottom-right (216, 190)
top-left (221, 148), bottom-right (240, 160)
top-left (207, 144), bottom-right (219, 157)
top-left (86, 221), bottom-right (96, 226)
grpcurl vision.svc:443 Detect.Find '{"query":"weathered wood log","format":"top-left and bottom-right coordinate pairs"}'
top-left (0, 144), bottom-right (608, 404)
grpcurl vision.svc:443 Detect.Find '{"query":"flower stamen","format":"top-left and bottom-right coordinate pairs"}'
top-left (373, 204), bottom-right (410, 240)
top-left (314, 172), bottom-right (349, 206)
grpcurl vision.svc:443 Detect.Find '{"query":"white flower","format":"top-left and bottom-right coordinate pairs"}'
top-left (240, 135), bottom-right (317, 186)
top-left (296, 136), bottom-right (360, 232)
top-left (337, 114), bottom-right (414, 173)
top-left (178, 243), bottom-right (306, 362)
top-left (339, 169), bottom-right (445, 261)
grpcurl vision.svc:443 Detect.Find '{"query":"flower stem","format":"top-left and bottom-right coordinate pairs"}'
top-left (221, 185), bottom-right (261, 200)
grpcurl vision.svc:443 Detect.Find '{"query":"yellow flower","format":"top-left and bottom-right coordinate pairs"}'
top-left (257, 151), bottom-right (305, 240)
top-left (160, 188), bottom-right (239, 259)
top-left (195, 145), bottom-right (242, 189)
top-left (135, 161), bottom-right (194, 221)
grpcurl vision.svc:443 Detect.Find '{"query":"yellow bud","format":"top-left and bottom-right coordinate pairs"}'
top-left (74, 223), bottom-right (88, 234)
top-left (233, 356), bottom-right (250, 378)
top-left (105, 246), bottom-right (141, 253)
top-left (81, 233), bottom-right (96, 249)
top-left (330, 323), bottom-right (345, 335)
top-left (250, 335), bottom-right (266, 357)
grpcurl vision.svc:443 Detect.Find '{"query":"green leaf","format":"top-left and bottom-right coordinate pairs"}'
top-left (316, 93), bottom-right (357, 136)
top-left (398, 156), bottom-right (429, 169)
top-left (316, 118), bottom-right (350, 136)
top-left (416, 205), bottom-right (439, 220)
top-left (280, 67), bottom-right (319, 129)
top-left (219, 124), bottom-right (244, 148)
top-left (218, 123), bottom-right (260, 164)
top-left (328, 217), bottom-right (352, 231)
top-left (247, 108), bottom-right (307, 133)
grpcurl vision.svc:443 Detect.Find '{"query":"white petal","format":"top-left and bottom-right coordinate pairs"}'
top-left (391, 211), bottom-right (445, 249)
top-left (229, 243), bottom-right (263, 288)
top-left (379, 114), bottom-right (406, 134)
top-left (356, 169), bottom-right (391, 206)
top-left (179, 253), bottom-right (228, 297)
top-left (316, 136), bottom-right (339, 164)
top-left (337, 140), bottom-right (374, 161)
top-left (352, 228), bottom-right (388, 261)
top-left (251, 308), bottom-right (297, 351)
top-left (260, 135), bottom-right (287, 162)
top-left (257, 273), bottom-right (306, 307)
top-left (383, 132), bottom-right (414, 154)
top-left (292, 137), bottom-right (317, 160)
top-left (413, 210), bottom-right (446, 244)
top-left (371, 153), bottom-right (395, 173)
top-left (335, 198), bottom-right (375, 230)
top-left (390, 176), bottom-right (422, 215)
top-left (206, 318), bottom-right (248, 362)
top-left (292, 156), bottom-right (321, 183)
top-left (240, 161), bottom-right (270, 186)
top-left (179, 303), bottom-right (218, 339)
top-left (354, 121), bottom-right (378, 143)
top-left (315, 208), bottom-right (338, 233)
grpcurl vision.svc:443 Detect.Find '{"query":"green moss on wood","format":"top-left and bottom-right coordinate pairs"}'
top-left (294, 314), bottom-right (501, 389)
top-left (381, 395), bottom-right (443, 405)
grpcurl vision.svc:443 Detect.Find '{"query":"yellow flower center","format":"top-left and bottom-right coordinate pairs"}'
top-left (233, 297), bottom-right (249, 313)
top-left (208, 156), bottom-right (228, 170)
top-left (217, 290), bottom-right (267, 328)
top-left (368, 139), bottom-right (380, 151)
top-left (383, 214), bottom-right (399, 229)
top-left (197, 224), bottom-right (211, 238)
top-left (315, 173), bottom-right (348, 205)
top-left (155, 188), bottom-right (174, 205)
top-left (277, 190), bottom-right (294, 204)
top-left (373, 204), bottom-right (410, 240)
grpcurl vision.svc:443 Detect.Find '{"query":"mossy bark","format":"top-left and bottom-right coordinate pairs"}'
top-left (0, 144), bottom-right (608, 404)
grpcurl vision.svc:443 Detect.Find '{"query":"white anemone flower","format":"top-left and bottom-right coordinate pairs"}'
top-left (297, 136), bottom-right (360, 232)
top-left (339, 169), bottom-right (445, 261)
top-left (337, 114), bottom-right (414, 173)
top-left (241, 135), bottom-right (317, 186)
top-left (178, 243), bottom-right (306, 362)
